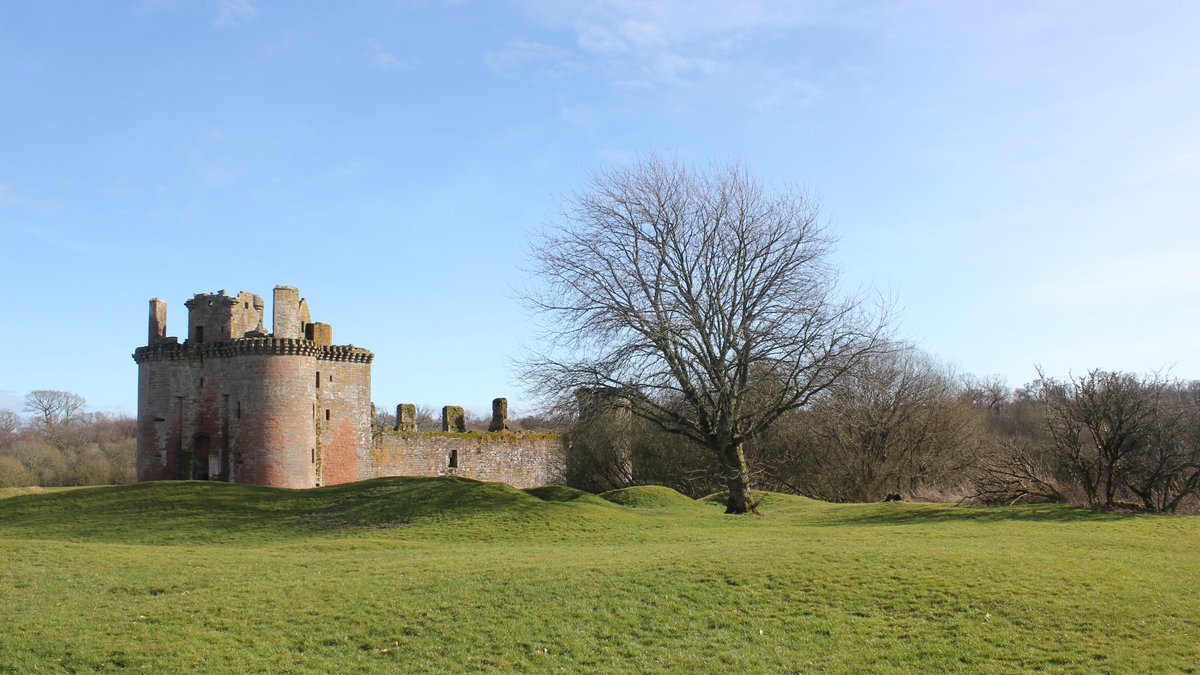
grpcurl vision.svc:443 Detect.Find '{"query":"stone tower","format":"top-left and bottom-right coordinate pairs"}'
top-left (132, 286), bottom-right (374, 488)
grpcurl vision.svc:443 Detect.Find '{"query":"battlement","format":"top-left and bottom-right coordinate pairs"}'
top-left (132, 337), bottom-right (374, 364)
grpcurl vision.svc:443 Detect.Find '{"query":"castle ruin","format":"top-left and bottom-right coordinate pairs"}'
top-left (133, 286), bottom-right (560, 489)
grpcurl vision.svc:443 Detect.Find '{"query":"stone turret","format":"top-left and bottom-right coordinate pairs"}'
top-left (272, 286), bottom-right (301, 339)
top-left (489, 397), bottom-right (509, 432)
top-left (148, 299), bottom-right (168, 345)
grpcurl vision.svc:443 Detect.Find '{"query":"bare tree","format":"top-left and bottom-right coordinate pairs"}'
top-left (414, 405), bottom-right (439, 432)
top-left (961, 373), bottom-right (1010, 412)
top-left (968, 438), bottom-right (1066, 506)
top-left (1038, 369), bottom-right (1158, 510)
top-left (373, 404), bottom-right (397, 432)
top-left (23, 390), bottom-right (86, 430)
top-left (0, 409), bottom-right (22, 447)
top-left (758, 346), bottom-right (978, 502)
top-left (1122, 380), bottom-right (1200, 512)
top-left (524, 155), bottom-right (889, 513)
top-left (820, 347), bottom-right (978, 501)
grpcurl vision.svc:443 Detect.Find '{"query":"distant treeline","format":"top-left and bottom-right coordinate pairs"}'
top-left (1, 393), bottom-right (564, 489)
top-left (8, 363), bottom-right (1200, 515)
top-left (563, 347), bottom-right (1200, 513)
top-left (0, 391), bottom-right (136, 487)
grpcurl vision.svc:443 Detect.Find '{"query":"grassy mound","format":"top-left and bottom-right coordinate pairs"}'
top-left (524, 485), bottom-right (612, 506)
top-left (1, 479), bottom-right (1197, 671)
top-left (0, 486), bottom-right (80, 500)
top-left (0, 477), bottom-right (560, 545)
top-left (702, 490), bottom-right (828, 514)
top-left (599, 484), bottom-right (704, 509)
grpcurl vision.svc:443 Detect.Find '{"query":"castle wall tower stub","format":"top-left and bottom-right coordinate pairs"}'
top-left (395, 404), bottom-right (417, 432)
top-left (273, 286), bottom-right (302, 339)
top-left (149, 299), bottom-right (168, 345)
top-left (442, 406), bottom-right (466, 433)
top-left (489, 398), bottom-right (509, 432)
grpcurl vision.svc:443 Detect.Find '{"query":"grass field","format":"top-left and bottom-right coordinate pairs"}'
top-left (1, 478), bottom-right (1197, 672)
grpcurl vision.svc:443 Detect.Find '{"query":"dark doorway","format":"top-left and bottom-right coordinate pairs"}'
top-left (193, 434), bottom-right (211, 480)
top-left (448, 449), bottom-right (458, 469)
top-left (217, 446), bottom-right (230, 482)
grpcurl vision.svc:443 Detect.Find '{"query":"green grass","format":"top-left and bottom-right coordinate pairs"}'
top-left (1, 478), bottom-right (1197, 672)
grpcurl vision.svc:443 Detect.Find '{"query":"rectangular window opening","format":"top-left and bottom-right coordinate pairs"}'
top-left (311, 448), bottom-right (315, 463)
top-left (325, 409), bottom-right (331, 421)
top-left (315, 371), bottom-right (320, 388)
top-left (449, 449), bottom-right (459, 469)
top-left (236, 401), bottom-right (242, 419)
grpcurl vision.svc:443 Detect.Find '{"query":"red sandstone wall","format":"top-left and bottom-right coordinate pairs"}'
top-left (136, 350), bottom-right (322, 488)
top-left (371, 432), bottom-right (563, 488)
top-left (136, 358), bottom-right (192, 481)
top-left (316, 360), bottom-right (373, 486)
top-left (226, 353), bottom-right (318, 489)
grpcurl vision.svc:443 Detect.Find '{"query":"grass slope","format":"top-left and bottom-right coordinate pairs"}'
top-left (1, 478), bottom-right (1197, 672)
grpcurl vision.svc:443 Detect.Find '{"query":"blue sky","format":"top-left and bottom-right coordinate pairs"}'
top-left (2, 0), bottom-right (1198, 418)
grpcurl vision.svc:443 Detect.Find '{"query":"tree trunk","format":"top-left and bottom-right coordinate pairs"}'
top-left (721, 442), bottom-right (756, 514)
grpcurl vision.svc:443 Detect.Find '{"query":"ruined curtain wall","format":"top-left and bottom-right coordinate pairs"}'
top-left (371, 432), bottom-right (563, 488)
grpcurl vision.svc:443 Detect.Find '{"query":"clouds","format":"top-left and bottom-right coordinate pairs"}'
top-left (137, 0), bottom-right (258, 28)
top-left (484, 40), bottom-right (580, 77)
top-left (0, 183), bottom-right (61, 214)
top-left (214, 0), bottom-right (257, 28)
top-left (515, 0), bottom-right (819, 49)
top-left (488, 0), bottom-right (831, 101)
top-left (363, 39), bottom-right (413, 71)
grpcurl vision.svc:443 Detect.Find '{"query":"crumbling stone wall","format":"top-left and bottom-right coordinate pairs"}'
top-left (372, 431), bottom-right (562, 488)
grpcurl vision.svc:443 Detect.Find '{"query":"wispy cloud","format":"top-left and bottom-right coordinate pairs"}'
top-left (0, 183), bottom-right (62, 213)
top-left (214, 0), bottom-right (257, 28)
top-left (516, 0), bottom-right (819, 47)
top-left (363, 40), bottom-right (413, 71)
top-left (483, 40), bottom-right (581, 77)
top-left (506, 0), bottom-right (823, 93)
top-left (0, 183), bottom-right (29, 208)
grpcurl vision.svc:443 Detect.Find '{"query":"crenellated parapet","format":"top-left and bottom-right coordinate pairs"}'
top-left (133, 337), bottom-right (374, 364)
